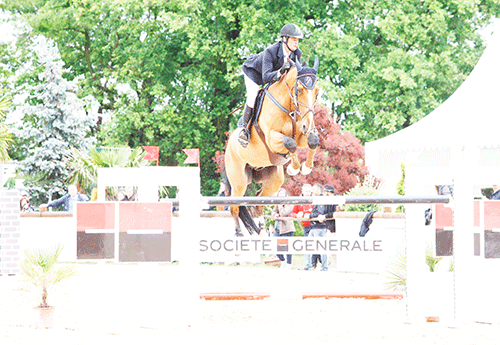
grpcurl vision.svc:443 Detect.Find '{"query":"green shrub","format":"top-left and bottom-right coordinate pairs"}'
top-left (342, 175), bottom-right (381, 212)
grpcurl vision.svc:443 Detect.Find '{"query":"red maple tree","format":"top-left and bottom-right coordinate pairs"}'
top-left (212, 105), bottom-right (369, 196)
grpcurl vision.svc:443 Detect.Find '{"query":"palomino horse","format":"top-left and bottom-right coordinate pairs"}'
top-left (224, 57), bottom-right (320, 236)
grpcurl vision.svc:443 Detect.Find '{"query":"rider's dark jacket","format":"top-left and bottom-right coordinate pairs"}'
top-left (242, 41), bottom-right (302, 85)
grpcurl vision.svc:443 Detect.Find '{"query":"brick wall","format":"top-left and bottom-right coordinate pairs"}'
top-left (0, 189), bottom-right (21, 275)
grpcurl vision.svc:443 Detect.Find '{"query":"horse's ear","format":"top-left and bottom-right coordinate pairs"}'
top-left (295, 56), bottom-right (302, 73)
top-left (313, 55), bottom-right (319, 72)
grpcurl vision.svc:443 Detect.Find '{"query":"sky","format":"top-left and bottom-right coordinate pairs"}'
top-left (0, 11), bottom-right (18, 44)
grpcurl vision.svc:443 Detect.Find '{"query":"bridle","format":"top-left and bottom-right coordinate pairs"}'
top-left (265, 69), bottom-right (318, 139)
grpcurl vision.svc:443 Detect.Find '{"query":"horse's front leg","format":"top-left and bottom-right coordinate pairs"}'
top-left (268, 129), bottom-right (300, 176)
top-left (301, 131), bottom-right (320, 175)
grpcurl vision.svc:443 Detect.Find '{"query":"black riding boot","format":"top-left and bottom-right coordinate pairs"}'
top-left (238, 105), bottom-right (253, 147)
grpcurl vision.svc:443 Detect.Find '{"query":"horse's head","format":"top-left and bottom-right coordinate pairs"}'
top-left (289, 56), bottom-right (319, 135)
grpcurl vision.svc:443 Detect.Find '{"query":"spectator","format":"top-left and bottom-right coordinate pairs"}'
top-left (310, 183), bottom-right (324, 269)
top-left (40, 184), bottom-right (87, 212)
top-left (304, 184), bottom-right (336, 271)
top-left (206, 180), bottom-right (229, 211)
top-left (291, 183), bottom-right (313, 235)
top-left (122, 186), bottom-right (137, 201)
top-left (291, 184), bottom-right (315, 269)
top-left (19, 191), bottom-right (34, 212)
top-left (116, 190), bottom-right (125, 201)
top-left (272, 188), bottom-right (295, 269)
top-left (491, 185), bottom-right (500, 200)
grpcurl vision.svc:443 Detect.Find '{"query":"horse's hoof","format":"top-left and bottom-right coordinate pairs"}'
top-left (235, 230), bottom-right (244, 237)
top-left (287, 164), bottom-right (300, 176)
top-left (300, 163), bottom-right (313, 175)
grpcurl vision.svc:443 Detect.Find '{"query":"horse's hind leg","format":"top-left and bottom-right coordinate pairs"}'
top-left (253, 166), bottom-right (285, 234)
top-left (225, 145), bottom-right (254, 236)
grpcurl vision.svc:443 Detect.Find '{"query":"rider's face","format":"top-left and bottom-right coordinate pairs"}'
top-left (285, 37), bottom-right (299, 52)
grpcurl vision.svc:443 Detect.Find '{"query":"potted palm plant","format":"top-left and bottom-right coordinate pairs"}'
top-left (20, 245), bottom-right (77, 329)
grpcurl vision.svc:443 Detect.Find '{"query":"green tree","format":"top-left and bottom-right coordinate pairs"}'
top-left (315, 0), bottom-right (500, 143)
top-left (0, 91), bottom-right (13, 161)
top-left (66, 146), bottom-right (151, 199)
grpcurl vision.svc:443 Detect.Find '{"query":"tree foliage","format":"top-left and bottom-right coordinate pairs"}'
top-left (315, 0), bottom-right (500, 142)
top-left (2, 0), bottom-right (500, 195)
top-left (282, 105), bottom-right (369, 196)
top-left (0, 91), bottom-right (13, 162)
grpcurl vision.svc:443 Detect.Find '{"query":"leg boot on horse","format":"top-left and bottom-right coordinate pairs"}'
top-left (238, 105), bottom-right (253, 148)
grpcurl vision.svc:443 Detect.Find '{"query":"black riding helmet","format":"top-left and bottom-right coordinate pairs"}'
top-left (280, 23), bottom-right (304, 39)
top-left (280, 23), bottom-right (303, 54)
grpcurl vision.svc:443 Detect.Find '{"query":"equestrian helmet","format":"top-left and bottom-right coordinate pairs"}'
top-left (280, 23), bottom-right (303, 39)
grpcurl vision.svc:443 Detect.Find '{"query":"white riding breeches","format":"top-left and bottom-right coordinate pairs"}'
top-left (244, 74), bottom-right (260, 108)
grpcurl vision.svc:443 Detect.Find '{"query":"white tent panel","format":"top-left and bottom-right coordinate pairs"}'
top-left (366, 23), bottom-right (500, 194)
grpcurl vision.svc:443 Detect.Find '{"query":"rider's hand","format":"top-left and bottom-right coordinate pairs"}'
top-left (279, 61), bottom-right (292, 75)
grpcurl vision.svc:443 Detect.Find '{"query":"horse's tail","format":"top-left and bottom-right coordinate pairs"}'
top-left (221, 169), bottom-right (260, 235)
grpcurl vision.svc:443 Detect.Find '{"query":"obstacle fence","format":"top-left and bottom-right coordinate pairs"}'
top-left (188, 195), bottom-right (448, 304)
top-left (94, 166), bottom-right (493, 325)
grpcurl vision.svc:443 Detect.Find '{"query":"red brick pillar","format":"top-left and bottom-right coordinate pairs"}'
top-left (0, 190), bottom-right (21, 275)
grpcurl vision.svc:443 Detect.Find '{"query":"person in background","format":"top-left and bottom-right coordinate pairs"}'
top-left (40, 184), bottom-right (87, 212)
top-left (122, 186), bottom-right (137, 201)
top-left (310, 183), bottom-right (324, 269)
top-left (304, 184), bottom-right (336, 271)
top-left (291, 183), bottom-right (313, 235)
top-left (291, 184), bottom-right (314, 269)
top-left (20, 191), bottom-right (34, 212)
top-left (116, 190), bottom-right (125, 201)
top-left (272, 188), bottom-right (295, 269)
top-left (491, 185), bottom-right (500, 200)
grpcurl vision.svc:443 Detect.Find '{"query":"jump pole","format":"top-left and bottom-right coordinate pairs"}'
top-left (171, 195), bottom-right (450, 207)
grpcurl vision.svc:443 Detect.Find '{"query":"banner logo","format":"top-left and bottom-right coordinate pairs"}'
top-left (277, 238), bottom-right (289, 252)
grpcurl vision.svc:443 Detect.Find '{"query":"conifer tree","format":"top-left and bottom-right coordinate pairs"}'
top-left (11, 37), bottom-right (97, 203)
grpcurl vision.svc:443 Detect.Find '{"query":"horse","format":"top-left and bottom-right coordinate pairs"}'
top-left (224, 57), bottom-right (320, 236)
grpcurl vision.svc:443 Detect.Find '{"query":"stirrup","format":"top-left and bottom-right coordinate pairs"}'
top-left (238, 129), bottom-right (249, 147)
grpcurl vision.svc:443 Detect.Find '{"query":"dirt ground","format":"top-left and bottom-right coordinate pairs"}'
top-left (1, 262), bottom-right (499, 345)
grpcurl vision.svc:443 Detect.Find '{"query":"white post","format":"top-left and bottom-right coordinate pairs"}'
top-left (452, 145), bottom-right (475, 324)
top-left (96, 167), bottom-right (201, 327)
top-left (176, 167), bottom-right (201, 326)
top-left (405, 165), bottom-right (429, 322)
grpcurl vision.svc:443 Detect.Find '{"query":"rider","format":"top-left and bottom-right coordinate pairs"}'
top-left (238, 23), bottom-right (303, 147)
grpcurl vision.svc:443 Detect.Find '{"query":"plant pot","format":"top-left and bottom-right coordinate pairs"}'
top-left (34, 306), bottom-right (55, 329)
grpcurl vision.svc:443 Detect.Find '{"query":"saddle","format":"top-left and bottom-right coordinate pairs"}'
top-left (238, 86), bottom-right (290, 166)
